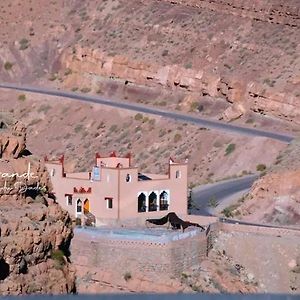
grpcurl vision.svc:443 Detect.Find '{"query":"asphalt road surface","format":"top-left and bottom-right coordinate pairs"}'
top-left (190, 175), bottom-right (259, 216)
top-left (0, 83), bottom-right (294, 143)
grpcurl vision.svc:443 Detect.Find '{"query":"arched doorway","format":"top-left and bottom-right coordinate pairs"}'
top-left (148, 192), bottom-right (158, 211)
top-left (138, 193), bottom-right (146, 212)
top-left (84, 199), bottom-right (90, 214)
top-left (76, 199), bottom-right (82, 215)
top-left (159, 191), bottom-right (169, 211)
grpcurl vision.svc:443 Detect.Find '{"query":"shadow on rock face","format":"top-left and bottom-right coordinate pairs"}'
top-left (0, 258), bottom-right (10, 280)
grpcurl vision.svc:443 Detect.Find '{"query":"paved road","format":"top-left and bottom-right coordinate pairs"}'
top-left (219, 217), bottom-right (300, 231)
top-left (0, 83), bottom-right (294, 143)
top-left (190, 175), bottom-right (259, 216)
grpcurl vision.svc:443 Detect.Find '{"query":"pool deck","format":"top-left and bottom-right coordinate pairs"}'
top-left (74, 226), bottom-right (204, 243)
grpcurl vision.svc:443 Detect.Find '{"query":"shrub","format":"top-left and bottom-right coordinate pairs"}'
top-left (222, 204), bottom-right (239, 218)
top-left (51, 249), bottom-right (65, 269)
top-left (190, 101), bottom-right (199, 111)
top-left (64, 68), bottom-right (72, 76)
top-left (134, 113), bottom-right (143, 121)
top-left (225, 143), bottom-right (236, 156)
top-left (185, 62), bottom-right (192, 69)
top-left (157, 101), bottom-right (167, 106)
top-left (142, 116), bottom-right (149, 123)
top-left (246, 118), bottom-right (254, 124)
top-left (38, 104), bottom-right (51, 113)
top-left (18, 94), bottom-right (26, 101)
top-left (162, 49), bottom-right (169, 57)
top-left (174, 133), bottom-right (182, 143)
top-left (123, 271), bottom-right (132, 281)
top-left (80, 87), bottom-right (91, 93)
top-left (256, 164), bottom-right (266, 172)
top-left (19, 38), bottom-right (29, 50)
top-left (208, 196), bottom-right (218, 208)
top-left (48, 73), bottom-right (58, 81)
top-left (4, 61), bottom-right (13, 70)
top-left (74, 124), bottom-right (83, 133)
top-left (109, 124), bottom-right (118, 132)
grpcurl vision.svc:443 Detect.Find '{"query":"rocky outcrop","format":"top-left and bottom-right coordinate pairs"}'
top-left (0, 123), bottom-right (75, 295)
top-left (61, 44), bottom-right (300, 123)
top-left (0, 121), bottom-right (26, 159)
top-left (237, 138), bottom-right (300, 225)
top-left (167, 0), bottom-right (300, 28)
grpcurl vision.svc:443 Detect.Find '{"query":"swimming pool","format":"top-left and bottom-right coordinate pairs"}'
top-left (75, 226), bottom-right (202, 243)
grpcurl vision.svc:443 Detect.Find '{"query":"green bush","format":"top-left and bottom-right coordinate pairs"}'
top-left (109, 124), bottom-right (118, 132)
top-left (4, 61), bottom-right (13, 70)
top-left (51, 249), bottom-right (65, 269)
top-left (19, 38), bottom-right (29, 50)
top-left (208, 196), bottom-right (218, 208)
top-left (134, 113), bottom-right (143, 121)
top-left (225, 143), bottom-right (236, 156)
top-left (80, 87), bottom-right (91, 93)
top-left (64, 68), bottom-right (72, 76)
top-left (185, 62), bottom-right (192, 69)
top-left (74, 124), bottom-right (83, 133)
top-left (48, 73), bottom-right (58, 81)
top-left (256, 164), bottom-right (266, 172)
top-left (222, 204), bottom-right (239, 218)
top-left (18, 94), bottom-right (26, 101)
top-left (174, 133), bottom-right (182, 143)
top-left (123, 271), bottom-right (132, 281)
top-left (189, 101), bottom-right (199, 111)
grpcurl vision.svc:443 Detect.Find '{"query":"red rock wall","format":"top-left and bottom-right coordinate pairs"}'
top-left (62, 47), bottom-right (300, 123)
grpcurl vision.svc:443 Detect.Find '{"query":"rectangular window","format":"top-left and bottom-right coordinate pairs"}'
top-left (65, 194), bottom-right (72, 205)
top-left (105, 197), bottom-right (113, 209)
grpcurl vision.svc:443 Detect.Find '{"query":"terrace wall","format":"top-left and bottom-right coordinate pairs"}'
top-left (71, 228), bottom-right (208, 282)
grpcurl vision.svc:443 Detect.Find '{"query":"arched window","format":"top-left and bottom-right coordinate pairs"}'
top-left (138, 193), bottom-right (146, 212)
top-left (176, 170), bottom-right (181, 178)
top-left (148, 192), bottom-right (158, 212)
top-left (77, 199), bottom-right (82, 214)
top-left (159, 191), bottom-right (169, 211)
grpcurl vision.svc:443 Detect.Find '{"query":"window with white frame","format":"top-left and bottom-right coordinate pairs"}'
top-left (65, 194), bottom-right (73, 206)
top-left (76, 199), bottom-right (82, 214)
top-left (137, 192), bottom-right (147, 212)
top-left (159, 190), bottom-right (169, 211)
top-left (105, 197), bottom-right (113, 209)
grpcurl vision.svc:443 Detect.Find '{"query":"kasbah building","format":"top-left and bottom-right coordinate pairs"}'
top-left (45, 152), bottom-right (188, 225)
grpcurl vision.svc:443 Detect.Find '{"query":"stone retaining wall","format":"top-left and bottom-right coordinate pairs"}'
top-left (71, 228), bottom-right (208, 281)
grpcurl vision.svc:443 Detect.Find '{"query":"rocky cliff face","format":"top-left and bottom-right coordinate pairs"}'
top-left (236, 138), bottom-right (300, 225)
top-left (0, 122), bottom-right (75, 295)
top-left (58, 0), bottom-right (300, 123)
top-left (0, 0), bottom-right (299, 123)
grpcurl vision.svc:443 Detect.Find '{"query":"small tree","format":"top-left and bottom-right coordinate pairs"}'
top-left (225, 143), bottom-right (236, 156)
top-left (256, 164), bottom-right (266, 172)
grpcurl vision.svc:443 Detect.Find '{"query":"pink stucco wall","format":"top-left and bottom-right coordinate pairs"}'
top-left (46, 157), bottom-right (188, 225)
